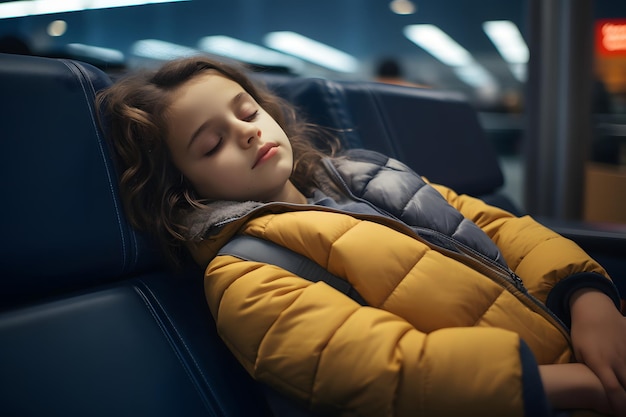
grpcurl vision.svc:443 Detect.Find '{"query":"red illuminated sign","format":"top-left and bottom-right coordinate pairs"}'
top-left (596, 19), bottom-right (626, 56)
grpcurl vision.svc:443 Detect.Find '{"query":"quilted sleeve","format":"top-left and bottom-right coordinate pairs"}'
top-left (429, 182), bottom-right (612, 303)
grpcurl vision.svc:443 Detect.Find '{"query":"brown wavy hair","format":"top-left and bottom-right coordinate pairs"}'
top-left (96, 56), bottom-right (339, 264)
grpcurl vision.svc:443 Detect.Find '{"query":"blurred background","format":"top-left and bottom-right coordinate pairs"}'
top-left (1, 0), bottom-right (625, 221)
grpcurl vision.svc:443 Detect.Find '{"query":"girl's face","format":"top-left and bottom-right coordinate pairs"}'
top-left (166, 72), bottom-right (302, 203)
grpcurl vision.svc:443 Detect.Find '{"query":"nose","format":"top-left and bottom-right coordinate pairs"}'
top-left (236, 120), bottom-right (261, 147)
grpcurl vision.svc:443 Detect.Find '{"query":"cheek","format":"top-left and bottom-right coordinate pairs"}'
top-left (191, 169), bottom-right (227, 196)
top-left (282, 142), bottom-right (295, 168)
top-left (189, 160), bottom-right (248, 199)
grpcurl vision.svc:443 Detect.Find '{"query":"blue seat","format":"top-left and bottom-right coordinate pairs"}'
top-left (259, 75), bottom-right (517, 213)
top-left (0, 53), bottom-right (271, 417)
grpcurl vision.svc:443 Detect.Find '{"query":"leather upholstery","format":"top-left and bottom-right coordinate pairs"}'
top-left (0, 55), bottom-right (159, 304)
top-left (0, 53), bottom-right (270, 417)
top-left (260, 76), bottom-right (505, 198)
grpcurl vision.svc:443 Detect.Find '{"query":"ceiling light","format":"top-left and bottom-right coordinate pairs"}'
top-left (47, 20), bottom-right (67, 37)
top-left (198, 36), bottom-right (304, 72)
top-left (0, 0), bottom-right (189, 19)
top-left (482, 20), bottom-right (529, 82)
top-left (66, 43), bottom-right (125, 63)
top-left (482, 21), bottom-right (529, 64)
top-left (264, 31), bottom-right (359, 73)
top-left (404, 24), bottom-right (472, 66)
top-left (131, 39), bottom-right (200, 60)
top-left (453, 64), bottom-right (497, 90)
top-left (390, 0), bottom-right (416, 15)
top-left (404, 24), bottom-right (498, 89)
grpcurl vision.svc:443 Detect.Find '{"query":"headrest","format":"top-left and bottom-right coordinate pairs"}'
top-left (260, 76), bottom-right (504, 196)
top-left (0, 53), bottom-right (161, 305)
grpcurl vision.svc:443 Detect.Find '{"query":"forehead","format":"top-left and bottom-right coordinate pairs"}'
top-left (168, 72), bottom-right (245, 114)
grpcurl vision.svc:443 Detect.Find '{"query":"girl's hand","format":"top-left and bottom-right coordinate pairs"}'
top-left (539, 363), bottom-right (611, 414)
top-left (570, 288), bottom-right (626, 416)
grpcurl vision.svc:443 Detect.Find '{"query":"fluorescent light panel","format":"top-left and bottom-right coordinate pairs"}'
top-left (453, 64), bottom-right (497, 89)
top-left (67, 43), bottom-right (125, 62)
top-left (404, 24), bottom-right (473, 66)
top-left (482, 20), bottom-right (529, 64)
top-left (482, 20), bottom-right (528, 82)
top-left (198, 36), bottom-right (304, 72)
top-left (264, 31), bottom-right (359, 73)
top-left (131, 39), bottom-right (200, 60)
top-left (404, 24), bottom-right (498, 89)
top-left (0, 0), bottom-right (189, 19)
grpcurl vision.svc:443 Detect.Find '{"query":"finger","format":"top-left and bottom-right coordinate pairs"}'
top-left (598, 370), bottom-right (626, 416)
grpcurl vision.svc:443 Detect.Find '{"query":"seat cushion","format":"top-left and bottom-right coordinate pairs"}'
top-left (0, 270), bottom-right (271, 417)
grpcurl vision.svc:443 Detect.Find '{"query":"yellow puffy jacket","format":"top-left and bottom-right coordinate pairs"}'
top-left (186, 150), bottom-right (617, 417)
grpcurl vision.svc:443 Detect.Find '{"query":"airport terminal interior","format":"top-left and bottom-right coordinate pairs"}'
top-left (1, 0), bottom-right (625, 221)
top-left (3, 3), bottom-right (626, 415)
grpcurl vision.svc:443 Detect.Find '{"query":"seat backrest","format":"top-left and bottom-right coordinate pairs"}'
top-left (0, 53), bottom-right (161, 305)
top-left (259, 76), bottom-right (506, 199)
top-left (0, 53), bottom-right (270, 417)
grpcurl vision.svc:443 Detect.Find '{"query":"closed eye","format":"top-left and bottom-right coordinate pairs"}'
top-left (243, 110), bottom-right (259, 122)
top-left (204, 137), bottom-right (223, 157)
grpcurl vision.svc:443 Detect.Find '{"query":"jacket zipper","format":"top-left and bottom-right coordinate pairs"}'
top-left (322, 160), bottom-right (572, 344)
top-left (415, 227), bottom-right (571, 343)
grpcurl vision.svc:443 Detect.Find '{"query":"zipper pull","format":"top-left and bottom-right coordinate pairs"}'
top-left (510, 271), bottom-right (525, 291)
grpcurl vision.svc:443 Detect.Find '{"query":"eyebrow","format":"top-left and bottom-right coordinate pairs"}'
top-left (186, 91), bottom-right (251, 149)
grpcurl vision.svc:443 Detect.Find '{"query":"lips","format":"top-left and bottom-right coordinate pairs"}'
top-left (252, 143), bottom-right (279, 169)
